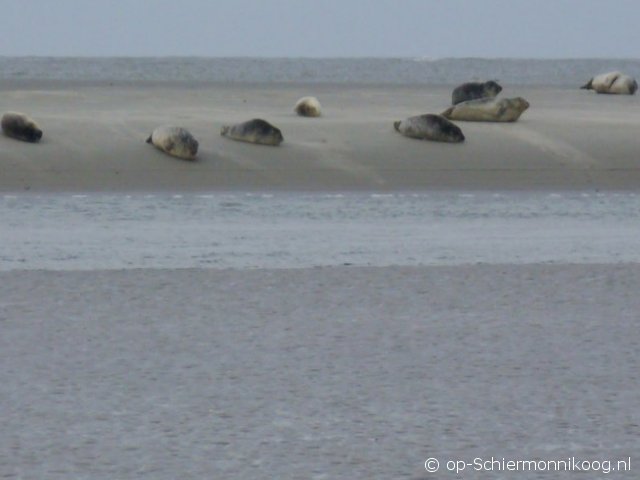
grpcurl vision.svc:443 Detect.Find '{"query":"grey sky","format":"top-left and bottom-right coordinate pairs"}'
top-left (1, 0), bottom-right (639, 58)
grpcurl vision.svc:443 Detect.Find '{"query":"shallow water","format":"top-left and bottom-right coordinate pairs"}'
top-left (2, 191), bottom-right (639, 271)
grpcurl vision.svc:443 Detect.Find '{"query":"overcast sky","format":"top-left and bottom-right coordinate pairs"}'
top-left (1, 0), bottom-right (639, 58)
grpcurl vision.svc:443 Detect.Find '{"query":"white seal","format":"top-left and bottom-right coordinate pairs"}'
top-left (581, 71), bottom-right (637, 95)
top-left (294, 96), bottom-right (322, 117)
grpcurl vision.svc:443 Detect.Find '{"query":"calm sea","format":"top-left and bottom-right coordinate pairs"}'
top-left (1, 57), bottom-right (640, 85)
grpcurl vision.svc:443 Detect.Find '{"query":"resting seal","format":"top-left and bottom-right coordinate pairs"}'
top-left (451, 81), bottom-right (502, 105)
top-left (581, 71), bottom-right (638, 95)
top-left (441, 97), bottom-right (530, 122)
top-left (220, 118), bottom-right (283, 146)
top-left (393, 114), bottom-right (465, 143)
top-left (1, 112), bottom-right (43, 143)
top-left (294, 96), bottom-right (322, 117)
top-left (146, 126), bottom-right (199, 160)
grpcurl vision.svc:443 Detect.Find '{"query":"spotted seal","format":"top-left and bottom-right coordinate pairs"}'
top-left (146, 126), bottom-right (199, 160)
top-left (393, 114), bottom-right (465, 143)
top-left (441, 97), bottom-right (530, 122)
top-left (220, 118), bottom-right (283, 146)
top-left (451, 80), bottom-right (502, 105)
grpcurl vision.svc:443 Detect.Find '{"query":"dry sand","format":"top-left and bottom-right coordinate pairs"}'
top-left (2, 83), bottom-right (640, 192)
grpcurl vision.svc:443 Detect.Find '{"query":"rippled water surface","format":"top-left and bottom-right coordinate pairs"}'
top-left (2, 57), bottom-right (640, 85)
top-left (2, 191), bottom-right (639, 270)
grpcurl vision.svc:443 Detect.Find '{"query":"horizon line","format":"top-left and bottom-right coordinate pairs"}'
top-left (1, 55), bottom-right (640, 61)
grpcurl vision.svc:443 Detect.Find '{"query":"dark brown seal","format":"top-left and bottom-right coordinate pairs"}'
top-left (1, 112), bottom-right (43, 143)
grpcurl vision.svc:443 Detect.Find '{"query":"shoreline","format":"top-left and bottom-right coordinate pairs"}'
top-left (1, 83), bottom-right (640, 192)
top-left (2, 185), bottom-right (640, 195)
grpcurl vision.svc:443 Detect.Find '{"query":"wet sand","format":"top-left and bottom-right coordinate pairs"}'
top-left (1, 265), bottom-right (638, 478)
top-left (2, 83), bottom-right (640, 192)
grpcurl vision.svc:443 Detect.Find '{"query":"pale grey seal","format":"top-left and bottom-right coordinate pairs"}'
top-left (1, 112), bottom-right (43, 143)
top-left (441, 97), bottom-right (530, 122)
top-left (451, 80), bottom-right (502, 105)
top-left (393, 114), bottom-right (465, 143)
top-left (220, 118), bottom-right (283, 146)
top-left (581, 71), bottom-right (638, 95)
top-left (294, 96), bottom-right (322, 117)
top-left (146, 126), bottom-right (199, 160)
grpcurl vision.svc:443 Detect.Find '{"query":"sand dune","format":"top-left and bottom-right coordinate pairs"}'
top-left (1, 83), bottom-right (640, 191)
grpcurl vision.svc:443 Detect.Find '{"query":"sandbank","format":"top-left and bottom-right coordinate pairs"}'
top-left (2, 82), bottom-right (640, 191)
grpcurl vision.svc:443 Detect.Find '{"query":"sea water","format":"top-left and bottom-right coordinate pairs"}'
top-left (1, 56), bottom-right (640, 86)
top-left (2, 191), bottom-right (639, 271)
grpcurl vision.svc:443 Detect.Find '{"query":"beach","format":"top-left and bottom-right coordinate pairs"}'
top-left (2, 82), bottom-right (640, 192)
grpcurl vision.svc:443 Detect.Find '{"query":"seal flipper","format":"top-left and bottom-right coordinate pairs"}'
top-left (393, 121), bottom-right (401, 132)
top-left (580, 78), bottom-right (593, 90)
top-left (607, 74), bottom-right (620, 89)
top-left (146, 135), bottom-right (153, 144)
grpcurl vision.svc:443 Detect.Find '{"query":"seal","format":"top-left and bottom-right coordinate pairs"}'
top-left (393, 114), bottom-right (465, 143)
top-left (1, 112), bottom-right (43, 143)
top-left (451, 80), bottom-right (502, 105)
top-left (146, 126), bottom-right (199, 160)
top-left (220, 118), bottom-right (284, 146)
top-left (581, 71), bottom-right (638, 95)
top-left (294, 96), bottom-right (322, 117)
top-left (441, 97), bottom-right (530, 122)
